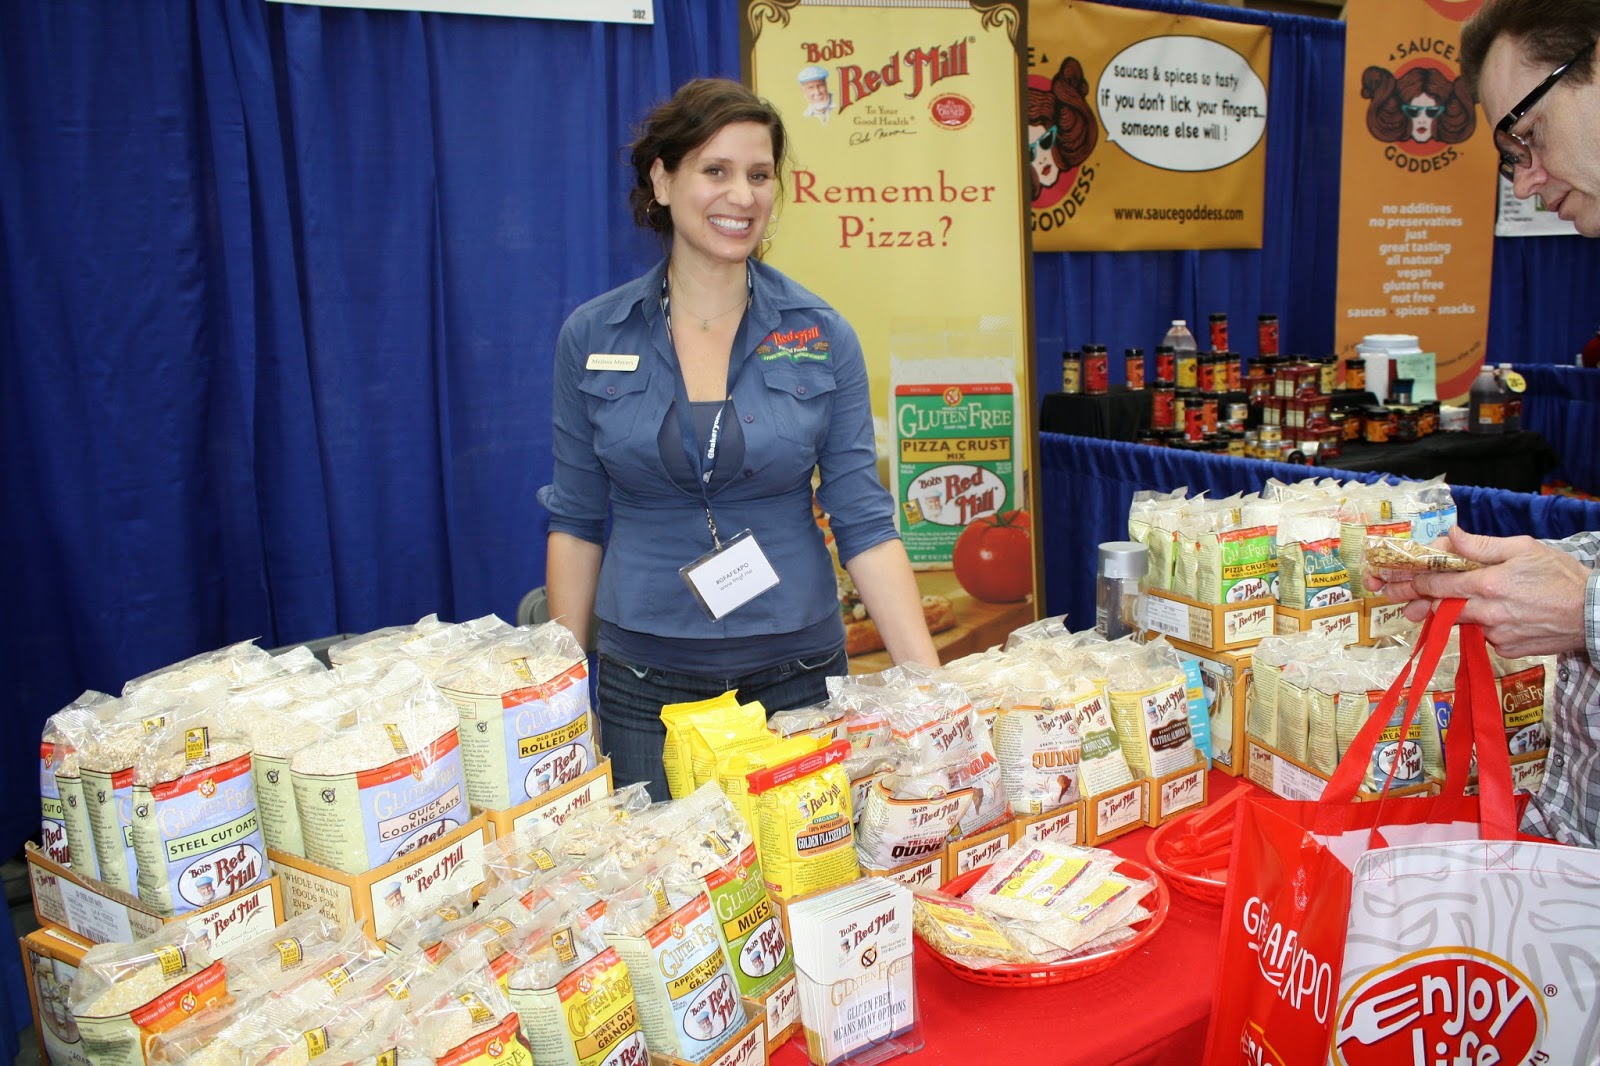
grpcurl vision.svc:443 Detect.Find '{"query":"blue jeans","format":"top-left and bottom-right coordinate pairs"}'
top-left (594, 647), bottom-right (848, 802)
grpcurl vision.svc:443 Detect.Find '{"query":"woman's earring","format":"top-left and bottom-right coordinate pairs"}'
top-left (760, 216), bottom-right (781, 250)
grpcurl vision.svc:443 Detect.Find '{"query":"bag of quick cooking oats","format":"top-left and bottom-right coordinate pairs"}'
top-left (291, 661), bottom-right (468, 875)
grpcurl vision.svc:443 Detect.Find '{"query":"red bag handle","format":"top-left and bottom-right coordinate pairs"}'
top-left (1319, 598), bottom-right (1517, 843)
top-left (1323, 597), bottom-right (1461, 806)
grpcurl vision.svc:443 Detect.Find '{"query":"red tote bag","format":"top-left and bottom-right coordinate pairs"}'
top-left (1201, 597), bottom-right (1527, 1065)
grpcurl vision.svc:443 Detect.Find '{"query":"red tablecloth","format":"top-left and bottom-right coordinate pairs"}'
top-left (771, 770), bottom-right (1252, 1066)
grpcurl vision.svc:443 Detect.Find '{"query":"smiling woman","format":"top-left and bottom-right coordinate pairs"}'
top-left (537, 78), bottom-right (938, 802)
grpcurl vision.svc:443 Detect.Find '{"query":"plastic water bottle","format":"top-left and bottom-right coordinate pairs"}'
top-left (1162, 319), bottom-right (1198, 358)
top-left (1468, 365), bottom-right (1506, 434)
top-left (1162, 320), bottom-right (1198, 391)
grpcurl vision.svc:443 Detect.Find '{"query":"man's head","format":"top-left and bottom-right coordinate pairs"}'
top-left (798, 65), bottom-right (831, 110)
top-left (1461, 0), bottom-right (1600, 233)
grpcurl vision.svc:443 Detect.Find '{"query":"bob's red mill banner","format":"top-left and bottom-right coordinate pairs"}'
top-left (1334, 0), bottom-right (1497, 402)
top-left (743, 1), bottom-right (1042, 669)
top-left (1028, 0), bottom-right (1271, 251)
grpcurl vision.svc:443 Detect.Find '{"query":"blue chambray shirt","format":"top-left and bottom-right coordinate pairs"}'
top-left (537, 257), bottom-right (900, 642)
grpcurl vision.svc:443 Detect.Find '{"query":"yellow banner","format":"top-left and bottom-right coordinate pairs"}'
top-left (1027, 0), bottom-right (1270, 251)
top-left (1333, 0), bottom-right (1497, 402)
top-left (745, 1), bottom-right (1039, 669)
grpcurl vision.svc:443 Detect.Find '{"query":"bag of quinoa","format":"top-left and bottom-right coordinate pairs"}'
top-left (131, 707), bottom-right (268, 916)
top-left (291, 662), bottom-right (468, 875)
top-left (993, 663), bottom-right (1090, 816)
top-left (69, 922), bottom-right (226, 1066)
top-left (41, 691), bottom-right (116, 872)
top-left (433, 622), bottom-right (596, 812)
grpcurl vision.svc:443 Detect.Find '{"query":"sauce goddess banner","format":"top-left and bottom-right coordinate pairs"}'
top-left (1333, 0), bottom-right (1497, 402)
top-left (744, 1), bottom-right (1041, 668)
top-left (1027, 0), bottom-right (1270, 251)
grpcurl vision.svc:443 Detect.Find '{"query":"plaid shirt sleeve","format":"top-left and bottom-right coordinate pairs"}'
top-left (1525, 532), bottom-right (1600, 847)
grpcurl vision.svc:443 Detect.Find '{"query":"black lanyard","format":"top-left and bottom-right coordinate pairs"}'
top-left (661, 270), bottom-right (750, 550)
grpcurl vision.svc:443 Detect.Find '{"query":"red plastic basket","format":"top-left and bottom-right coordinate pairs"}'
top-left (1146, 809), bottom-right (1230, 904)
top-left (917, 857), bottom-right (1170, 988)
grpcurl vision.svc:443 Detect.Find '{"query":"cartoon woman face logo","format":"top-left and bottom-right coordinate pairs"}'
top-left (1404, 93), bottom-right (1444, 143)
top-left (1361, 63), bottom-right (1476, 154)
top-left (1027, 57), bottom-right (1099, 206)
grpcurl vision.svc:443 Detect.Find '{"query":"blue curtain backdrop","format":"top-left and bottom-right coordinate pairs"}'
top-left (4, 0), bottom-right (1600, 891)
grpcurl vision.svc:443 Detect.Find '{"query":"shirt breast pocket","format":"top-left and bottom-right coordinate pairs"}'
top-left (763, 367), bottom-right (839, 446)
top-left (579, 367), bottom-right (657, 461)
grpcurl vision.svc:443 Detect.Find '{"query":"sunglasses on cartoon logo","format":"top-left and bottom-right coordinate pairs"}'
top-left (1028, 124), bottom-right (1058, 161)
top-left (1401, 103), bottom-right (1445, 118)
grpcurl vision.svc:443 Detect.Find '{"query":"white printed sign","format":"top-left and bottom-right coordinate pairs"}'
top-left (267, 0), bottom-right (653, 23)
top-left (1494, 174), bottom-right (1580, 237)
top-left (1099, 36), bottom-right (1268, 172)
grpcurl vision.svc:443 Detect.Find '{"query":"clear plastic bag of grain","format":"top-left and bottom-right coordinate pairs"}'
top-left (1332, 648), bottom-right (1414, 759)
top-left (1104, 639), bottom-right (1197, 779)
top-left (221, 911), bottom-right (350, 1003)
top-left (603, 874), bottom-right (743, 1062)
top-left (767, 702), bottom-right (847, 744)
top-left (217, 670), bottom-right (357, 858)
top-left (1245, 633), bottom-right (1341, 751)
top-left (121, 640), bottom-right (286, 701)
top-left (993, 662), bottom-right (1092, 815)
top-left (1002, 614), bottom-right (1071, 652)
top-left (964, 839), bottom-right (1121, 924)
top-left (77, 689), bottom-right (230, 893)
top-left (432, 621), bottom-right (595, 811)
top-left (912, 888), bottom-right (1031, 964)
top-left (1277, 504), bottom-right (1353, 610)
top-left (380, 884), bottom-right (477, 961)
top-left (324, 614), bottom-right (450, 668)
top-left (40, 690), bottom-right (116, 872)
top-left (70, 921), bottom-right (225, 1064)
top-left (1140, 489), bottom-right (1192, 592)
top-left (508, 905), bottom-right (644, 1066)
top-left (1338, 484), bottom-right (1414, 598)
top-left (925, 648), bottom-right (1016, 735)
top-left (130, 709), bottom-right (268, 916)
top-left (883, 681), bottom-right (1008, 836)
top-left (1391, 474), bottom-right (1458, 544)
top-left (392, 943), bottom-right (536, 1065)
top-left (291, 661), bottom-right (468, 875)
top-left (1307, 657), bottom-right (1358, 775)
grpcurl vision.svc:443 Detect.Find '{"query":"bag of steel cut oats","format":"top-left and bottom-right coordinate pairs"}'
top-left (70, 922), bottom-right (225, 1066)
top-left (41, 691), bottom-right (116, 873)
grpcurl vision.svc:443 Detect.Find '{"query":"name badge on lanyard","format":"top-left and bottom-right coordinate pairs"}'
top-left (680, 529), bottom-right (780, 621)
top-left (664, 269), bottom-right (778, 620)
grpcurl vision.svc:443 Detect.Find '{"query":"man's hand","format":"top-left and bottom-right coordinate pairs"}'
top-left (1368, 528), bottom-right (1588, 658)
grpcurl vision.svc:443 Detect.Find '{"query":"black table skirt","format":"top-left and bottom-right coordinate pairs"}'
top-left (1038, 389), bottom-right (1152, 441)
top-left (1328, 429), bottom-right (1559, 494)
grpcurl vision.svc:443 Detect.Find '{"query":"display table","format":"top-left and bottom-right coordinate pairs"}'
top-left (1038, 389), bottom-right (1152, 441)
top-left (770, 769), bottom-right (1246, 1066)
top-left (1329, 429), bottom-right (1558, 493)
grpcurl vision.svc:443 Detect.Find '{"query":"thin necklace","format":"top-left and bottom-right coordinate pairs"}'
top-left (668, 271), bottom-right (751, 332)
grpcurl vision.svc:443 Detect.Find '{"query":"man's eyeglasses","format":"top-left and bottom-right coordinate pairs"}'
top-left (1495, 40), bottom-right (1596, 182)
top-left (1028, 125), bottom-right (1058, 162)
top-left (1401, 103), bottom-right (1445, 119)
